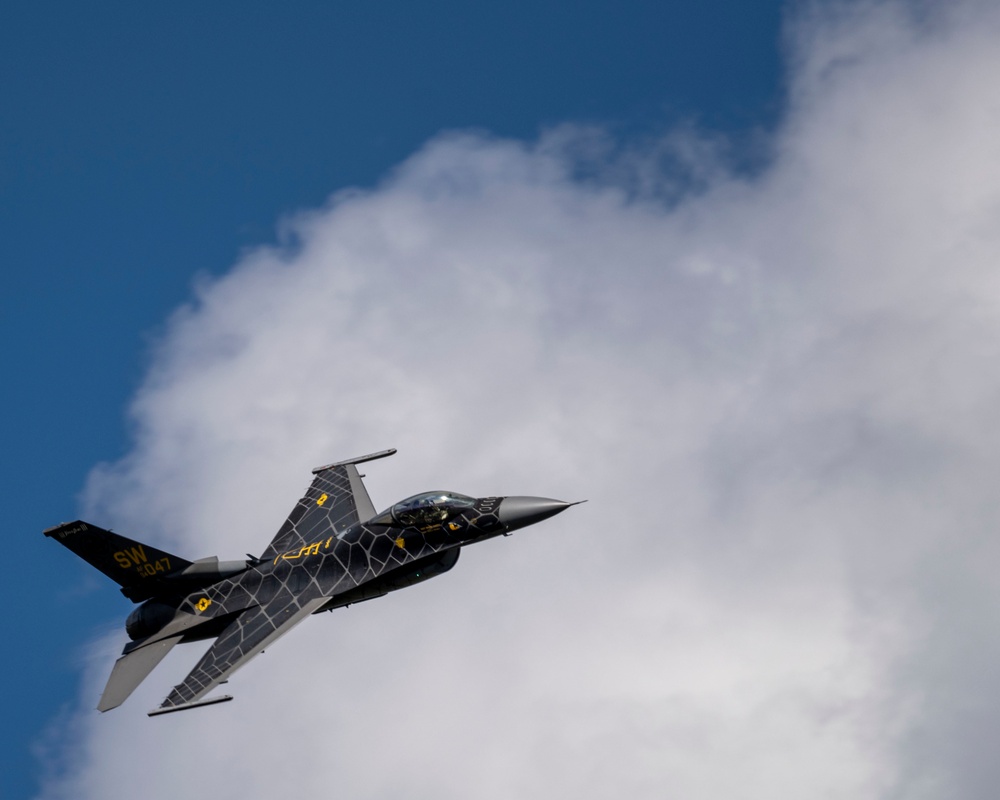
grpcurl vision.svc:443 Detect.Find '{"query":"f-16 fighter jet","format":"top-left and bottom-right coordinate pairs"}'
top-left (45, 449), bottom-right (578, 716)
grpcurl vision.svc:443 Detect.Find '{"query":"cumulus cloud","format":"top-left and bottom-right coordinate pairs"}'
top-left (37, 2), bottom-right (1000, 798)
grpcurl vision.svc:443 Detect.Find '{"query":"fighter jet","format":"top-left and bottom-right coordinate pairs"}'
top-left (45, 449), bottom-right (578, 716)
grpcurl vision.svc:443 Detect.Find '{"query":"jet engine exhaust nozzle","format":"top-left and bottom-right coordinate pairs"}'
top-left (496, 496), bottom-right (575, 532)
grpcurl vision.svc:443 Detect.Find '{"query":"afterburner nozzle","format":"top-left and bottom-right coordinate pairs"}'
top-left (496, 496), bottom-right (577, 532)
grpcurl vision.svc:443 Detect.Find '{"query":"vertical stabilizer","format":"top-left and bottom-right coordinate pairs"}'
top-left (44, 520), bottom-right (192, 601)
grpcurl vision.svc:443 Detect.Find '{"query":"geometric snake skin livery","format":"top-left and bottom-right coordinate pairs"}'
top-left (44, 449), bottom-right (577, 715)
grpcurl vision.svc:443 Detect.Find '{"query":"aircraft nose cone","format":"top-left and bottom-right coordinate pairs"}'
top-left (496, 496), bottom-right (575, 532)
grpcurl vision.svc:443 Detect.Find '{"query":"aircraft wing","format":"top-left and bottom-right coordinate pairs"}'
top-left (150, 593), bottom-right (330, 715)
top-left (259, 449), bottom-right (395, 563)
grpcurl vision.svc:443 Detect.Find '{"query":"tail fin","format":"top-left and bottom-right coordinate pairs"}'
top-left (44, 520), bottom-right (192, 602)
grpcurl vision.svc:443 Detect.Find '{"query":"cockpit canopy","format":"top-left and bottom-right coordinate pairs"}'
top-left (375, 491), bottom-right (477, 527)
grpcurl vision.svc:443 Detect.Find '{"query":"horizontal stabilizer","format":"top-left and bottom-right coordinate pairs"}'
top-left (147, 694), bottom-right (233, 716)
top-left (99, 635), bottom-right (182, 712)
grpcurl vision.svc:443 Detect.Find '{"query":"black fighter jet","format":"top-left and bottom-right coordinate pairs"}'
top-left (45, 449), bottom-right (577, 716)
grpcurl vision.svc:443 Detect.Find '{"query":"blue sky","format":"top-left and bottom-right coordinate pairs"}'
top-left (11, 2), bottom-right (1000, 799)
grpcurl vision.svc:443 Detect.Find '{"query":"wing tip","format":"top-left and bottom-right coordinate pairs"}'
top-left (312, 448), bottom-right (397, 474)
top-left (148, 694), bottom-right (234, 717)
top-left (42, 520), bottom-right (86, 538)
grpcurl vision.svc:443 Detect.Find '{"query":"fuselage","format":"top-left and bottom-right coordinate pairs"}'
top-left (128, 493), bottom-right (518, 642)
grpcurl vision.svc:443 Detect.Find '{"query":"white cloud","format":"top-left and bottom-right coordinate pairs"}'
top-left (37, 2), bottom-right (1000, 798)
